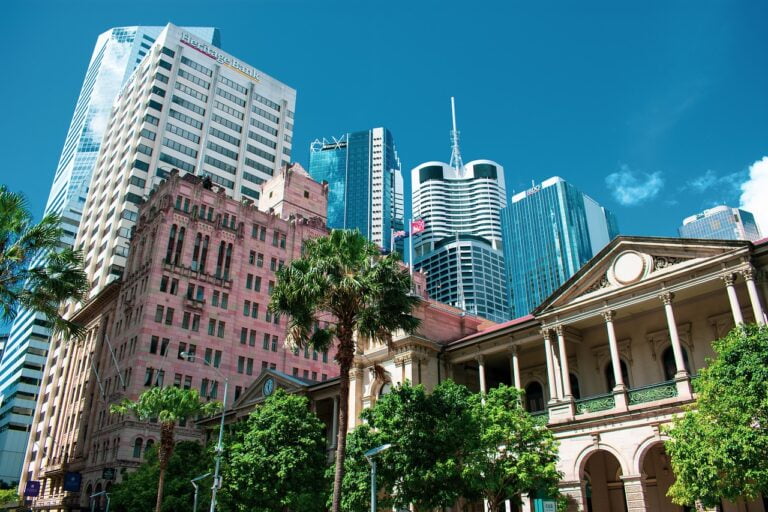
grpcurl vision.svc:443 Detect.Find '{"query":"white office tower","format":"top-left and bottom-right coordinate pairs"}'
top-left (412, 99), bottom-right (508, 322)
top-left (0, 25), bottom-right (218, 487)
top-left (75, 23), bottom-right (296, 296)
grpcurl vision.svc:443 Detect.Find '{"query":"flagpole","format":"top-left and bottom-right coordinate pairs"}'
top-left (408, 218), bottom-right (414, 283)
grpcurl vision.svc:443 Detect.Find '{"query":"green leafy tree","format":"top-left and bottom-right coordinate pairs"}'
top-left (110, 387), bottom-right (220, 512)
top-left (358, 381), bottom-right (481, 510)
top-left (666, 323), bottom-right (768, 507)
top-left (331, 424), bottom-right (386, 512)
top-left (110, 441), bottom-right (213, 512)
top-left (218, 389), bottom-right (329, 512)
top-left (464, 385), bottom-right (562, 511)
top-left (269, 229), bottom-right (420, 512)
top-left (0, 488), bottom-right (19, 507)
top-left (0, 185), bottom-right (88, 338)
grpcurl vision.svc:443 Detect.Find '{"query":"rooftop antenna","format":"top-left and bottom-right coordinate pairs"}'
top-left (449, 97), bottom-right (464, 174)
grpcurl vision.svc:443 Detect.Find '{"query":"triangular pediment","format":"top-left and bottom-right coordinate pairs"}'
top-left (534, 236), bottom-right (750, 315)
top-left (230, 368), bottom-right (313, 410)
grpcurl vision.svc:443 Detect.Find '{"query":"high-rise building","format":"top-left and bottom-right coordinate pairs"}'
top-left (74, 23), bottom-right (295, 298)
top-left (412, 99), bottom-right (508, 322)
top-left (503, 176), bottom-right (619, 318)
top-left (679, 205), bottom-right (761, 241)
top-left (0, 25), bottom-right (219, 486)
top-left (308, 128), bottom-right (404, 252)
top-left (22, 168), bottom-right (338, 509)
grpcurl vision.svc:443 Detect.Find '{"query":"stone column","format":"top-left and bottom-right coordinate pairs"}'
top-left (621, 474), bottom-right (648, 512)
top-left (477, 355), bottom-right (487, 396)
top-left (722, 273), bottom-right (744, 325)
top-left (603, 311), bottom-right (624, 389)
top-left (542, 329), bottom-right (559, 402)
top-left (509, 346), bottom-right (522, 390)
top-left (603, 310), bottom-right (627, 410)
top-left (555, 325), bottom-right (573, 399)
top-left (330, 395), bottom-right (339, 449)
top-left (659, 292), bottom-right (687, 376)
top-left (742, 266), bottom-right (766, 325)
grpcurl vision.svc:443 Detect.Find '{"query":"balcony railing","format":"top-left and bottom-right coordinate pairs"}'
top-left (574, 393), bottom-right (615, 415)
top-left (530, 410), bottom-right (548, 426)
top-left (627, 380), bottom-right (678, 405)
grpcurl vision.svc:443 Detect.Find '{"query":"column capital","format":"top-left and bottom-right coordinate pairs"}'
top-left (540, 327), bottom-right (553, 341)
top-left (658, 291), bottom-right (675, 305)
top-left (602, 310), bottom-right (616, 322)
top-left (554, 324), bottom-right (565, 337)
top-left (741, 266), bottom-right (757, 281)
top-left (475, 354), bottom-right (485, 364)
top-left (721, 272), bottom-right (737, 286)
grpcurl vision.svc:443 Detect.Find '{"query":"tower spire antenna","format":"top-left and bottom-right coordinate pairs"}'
top-left (449, 97), bottom-right (464, 174)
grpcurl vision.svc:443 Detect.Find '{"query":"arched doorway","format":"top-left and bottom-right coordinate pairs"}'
top-left (583, 450), bottom-right (626, 512)
top-left (641, 442), bottom-right (685, 511)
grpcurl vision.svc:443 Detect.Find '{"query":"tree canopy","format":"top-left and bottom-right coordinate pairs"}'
top-left (0, 185), bottom-right (88, 338)
top-left (110, 441), bottom-right (213, 512)
top-left (110, 387), bottom-right (220, 512)
top-left (665, 323), bottom-right (768, 507)
top-left (342, 381), bottom-right (561, 511)
top-left (269, 229), bottom-right (420, 512)
top-left (218, 389), bottom-right (329, 512)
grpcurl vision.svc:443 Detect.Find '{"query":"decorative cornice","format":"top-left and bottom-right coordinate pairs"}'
top-left (602, 310), bottom-right (615, 322)
top-left (658, 291), bottom-right (674, 306)
top-left (741, 266), bottom-right (756, 281)
top-left (721, 273), bottom-right (737, 286)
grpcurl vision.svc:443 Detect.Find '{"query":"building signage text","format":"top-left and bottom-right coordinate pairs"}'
top-left (180, 32), bottom-right (261, 82)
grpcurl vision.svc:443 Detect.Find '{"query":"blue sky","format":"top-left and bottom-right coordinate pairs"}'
top-left (1, 0), bottom-right (767, 237)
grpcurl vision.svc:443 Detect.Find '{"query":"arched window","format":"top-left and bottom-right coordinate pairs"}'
top-left (569, 373), bottom-right (581, 399)
top-left (144, 439), bottom-right (155, 457)
top-left (165, 225), bottom-right (177, 264)
top-left (200, 235), bottom-right (210, 273)
top-left (132, 438), bottom-right (143, 458)
top-left (223, 243), bottom-right (233, 279)
top-left (605, 360), bottom-right (630, 391)
top-left (215, 241), bottom-right (226, 277)
top-left (191, 233), bottom-right (202, 271)
top-left (378, 382), bottom-right (392, 397)
top-left (173, 227), bottom-right (185, 265)
top-left (662, 345), bottom-right (691, 381)
top-left (524, 381), bottom-right (545, 412)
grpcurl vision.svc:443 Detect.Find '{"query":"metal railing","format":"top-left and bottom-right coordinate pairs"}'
top-left (574, 393), bottom-right (615, 415)
top-left (627, 380), bottom-right (678, 405)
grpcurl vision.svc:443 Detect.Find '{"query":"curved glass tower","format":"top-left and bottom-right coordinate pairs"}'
top-left (412, 159), bottom-right (508, 322)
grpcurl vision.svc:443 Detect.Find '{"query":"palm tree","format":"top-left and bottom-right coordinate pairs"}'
top-left (110, 387), bottom-right (221, 512)
top-left (269, 229), bottom-right (421, 512)
top-left (0, 185), bottom-right (88, 339)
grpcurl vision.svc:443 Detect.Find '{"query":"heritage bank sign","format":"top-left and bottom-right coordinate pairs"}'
top-left (180, 32), bottom-right (261, 82)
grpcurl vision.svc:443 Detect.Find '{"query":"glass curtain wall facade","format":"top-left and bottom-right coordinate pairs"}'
top-left (679, 205), bottom-right (761, 241)
top-left (503, 176), bottom-right (619, 318)
top-left (0, 25), bottom-right (219, 486)
top-left (308, 127), bottom-right (403, 253)
top-left (412, 160), bottom-right (508, 322)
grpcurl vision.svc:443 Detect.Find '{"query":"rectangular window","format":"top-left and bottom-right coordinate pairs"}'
top-left (237, 356), bottom-right (245, 374)
top-left (144, 368), bottom-right (154, 387)
top-left (160, 275), bottom-right (169, 292)
top-left (246, 274), bottom-right (253, 289)
top-left (174, 373), bottom-right (182, 387)
top-left (149, 336), bottom-right (159, 354)
top-left (243, 300), bottom-right (251, 316)
top-left (184, 376), bottom-right (192, 390)
top-left (165, 307), bottom-right (174, 325)
top-left (221, 293), bottom-right (229, 309)
top-left (161, 338), bottom-right (169, 356)
top-left (201, 378), bottom-right (209, 397)
top-left (169, 109), bottom-right (203, 129)
top-left (212, 290), bottom-right (219, 307)
top-left (161, 46), bottom-right (175, 58)
top-left (214, 350), bottom-right (222, 368)
top-left (246, 358), bottom-right (253, 376)
top-left (249, 330), bottom-right (256, 347)
top-left (257, 253), bottom-right (264, 267)
top-left (154, 305), bottom-right (164, 322)
top-left (182, 311), bottom-right (191, 329)
top-left (217, 321), bottom-right (225, 338)
top-left (270, 258), bottom-right (277, 271)
top-left (178, 342), bottom-right (187, 360)
top-left (235, 386), bottom-right (242, 400)
top-left (251, 303), bottom-right (258, 319)
top-left (208, 319), bottom-right (216, 335)
top-left (181, 56), bottom-right (213, 77)
top-left (271, 335), bottom-right (278, 352)
top-left (191, 314), bottom-right (200, 332)
top-left (240, 327), bottom-right (247, 344)
top-left (249, 250), bottom-right (256, 264)
top-left (263, 333), bottom-right (270, 350)
top-left (158, 59), bottom-right (172, 70)
top-left (148, 99), bottom-right (163, 112)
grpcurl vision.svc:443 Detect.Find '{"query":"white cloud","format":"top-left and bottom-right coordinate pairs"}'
top-left (686, 169), bottom-right (743, 194)
top-left (739, 156), bottom-right (768, 236)
top-left (605, 165), bottom-right (665, 206)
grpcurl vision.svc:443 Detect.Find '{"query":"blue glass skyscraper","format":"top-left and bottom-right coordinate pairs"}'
top-left (0, 25), bottom-right (219, 486)
top-left (679, 205), bottom-right (761, 241)
top-left (308, 127), bottom-right (404, 252)
top-left (503, 176), bottom-right (619, 318)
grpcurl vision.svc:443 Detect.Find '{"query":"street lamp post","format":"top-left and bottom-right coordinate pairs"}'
top-left (191, 472), bottom-right (212, 512)
top-left (364, 443), bottom-right (393, 512)
top-left (181, 351), bottom-right (229, 512)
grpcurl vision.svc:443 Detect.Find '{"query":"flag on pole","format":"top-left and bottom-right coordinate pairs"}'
top-left (393, 230), bottom-right (408, 240)
top-left (410, 219), bottom-right (426, 235)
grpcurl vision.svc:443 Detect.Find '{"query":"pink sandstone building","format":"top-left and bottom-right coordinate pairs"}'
top-left (22, 165), bottom-right (341, 510)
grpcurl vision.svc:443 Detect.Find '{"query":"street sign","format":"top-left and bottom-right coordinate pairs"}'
top-left (63, 471), bottom-right (82, 492)
top-left (24, 480), bottom-right (41, 497)
top-left (102, 467), bottom-right (116, 480)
